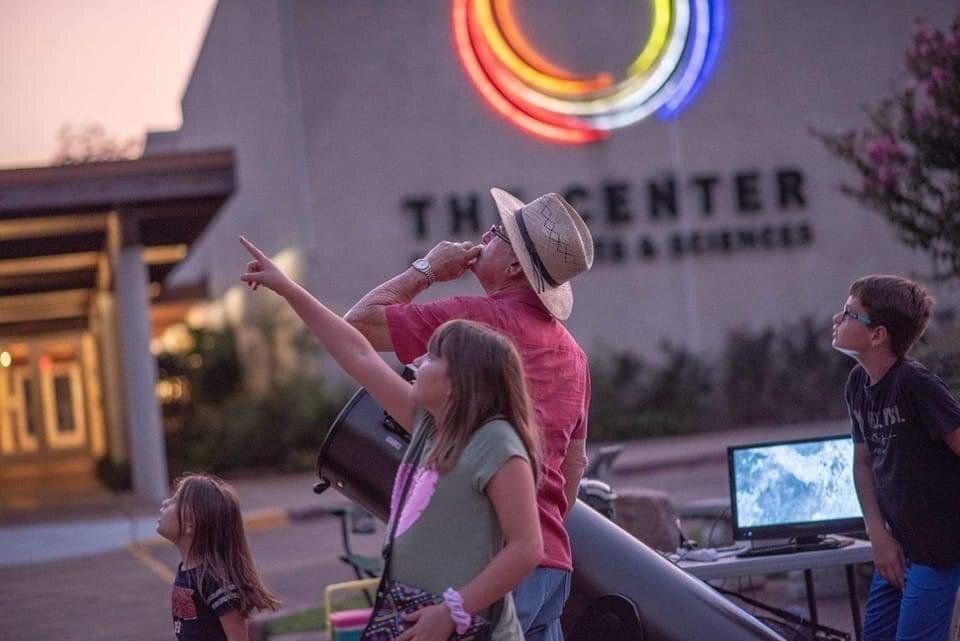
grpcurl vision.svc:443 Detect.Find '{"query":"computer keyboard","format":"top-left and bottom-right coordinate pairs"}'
top-left (735, 538), bottom-right (849, 558)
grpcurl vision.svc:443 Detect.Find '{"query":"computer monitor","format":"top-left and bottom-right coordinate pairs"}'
top-left (727, 434), bottom-right (864, 545)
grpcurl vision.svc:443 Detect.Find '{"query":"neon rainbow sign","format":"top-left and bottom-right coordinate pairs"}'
top-left (452, 0), bottom-right (726, 144)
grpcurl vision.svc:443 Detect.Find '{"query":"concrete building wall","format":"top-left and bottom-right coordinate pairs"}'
top-left (147, 0), bottom-right (316, 299)
top-left (162, 0), bottom-right (960, 361)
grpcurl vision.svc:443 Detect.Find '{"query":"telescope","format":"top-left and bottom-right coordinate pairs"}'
top-left (315, 388), bottom-right (786, 641)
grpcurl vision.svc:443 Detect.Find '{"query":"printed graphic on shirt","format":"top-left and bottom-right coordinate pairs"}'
top-left (853, 404), bottom-right (905, 453)
top-left (396, 466), bottom-right (439, 537)
top-left (172, 585), bottom-right (198, 620)
top-left (389, 462), bottom-right (440, 538)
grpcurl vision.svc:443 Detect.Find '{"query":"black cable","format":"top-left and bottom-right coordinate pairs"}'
top-left (706, 505), bottom-right (732, 548)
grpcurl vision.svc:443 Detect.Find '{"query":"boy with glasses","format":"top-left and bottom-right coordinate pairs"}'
top-left (832, 274), bottom-right (960, 641)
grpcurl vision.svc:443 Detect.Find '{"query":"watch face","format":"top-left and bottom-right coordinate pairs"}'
top-left (413, 259), bottom-right (429, 270)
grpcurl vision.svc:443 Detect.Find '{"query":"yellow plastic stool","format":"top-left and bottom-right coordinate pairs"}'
top-left (324, 577), bottom-right (379, 641)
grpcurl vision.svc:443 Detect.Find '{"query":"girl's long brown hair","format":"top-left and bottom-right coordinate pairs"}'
top-left (423, 320), bottom-right (541, 485)
top-left (174, 474), bottom-right (281, 616)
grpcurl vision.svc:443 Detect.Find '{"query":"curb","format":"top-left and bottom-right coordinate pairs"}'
top-left (613, 451), bottom-right (728, 477)
top-left (132, 505), bottom-right (334, 549)
top-left (250, 452), bottom-right (725, 535)
top-left (287, 504), bottom-right (334, 522)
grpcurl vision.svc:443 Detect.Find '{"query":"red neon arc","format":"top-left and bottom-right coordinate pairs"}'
top-left (492, 0), bottom-right (606, 82)
top-left (451, 0), bottom-right (608, 144)
top-left (466, 3), bottom-right (603, 134)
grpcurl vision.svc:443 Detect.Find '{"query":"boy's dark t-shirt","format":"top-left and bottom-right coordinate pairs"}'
top-left (171, 564), bottom-right (241, 641)
top-left (846, 358), bottom-right (960, 567)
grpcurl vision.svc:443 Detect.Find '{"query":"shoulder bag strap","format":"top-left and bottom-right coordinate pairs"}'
top-left (380, 431), bottom-right (425, 581)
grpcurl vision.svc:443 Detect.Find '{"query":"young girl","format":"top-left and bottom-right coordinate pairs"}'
top-left (157, 473), bottom-right (281, 641)
top-left (239, 236), bottom-right (543, 641)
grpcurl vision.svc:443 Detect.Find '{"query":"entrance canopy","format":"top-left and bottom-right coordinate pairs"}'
top-left (0, 149), bottom-right (235, 337)
top-left (0, 149), bottom-right (235, 502)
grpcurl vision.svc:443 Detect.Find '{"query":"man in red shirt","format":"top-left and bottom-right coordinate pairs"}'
top-left (345, 188), bottom-right (593, 641)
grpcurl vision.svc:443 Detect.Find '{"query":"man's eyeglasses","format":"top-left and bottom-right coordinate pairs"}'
top-left (489, 224), bottom-right (511, 245)
top-left (840, 306), bottom-right (872, 326)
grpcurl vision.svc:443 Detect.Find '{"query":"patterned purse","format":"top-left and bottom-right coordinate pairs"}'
top-left (359, 579), bottom-right (492, 641)
top-left (359, 434), bottom-right (497, 641)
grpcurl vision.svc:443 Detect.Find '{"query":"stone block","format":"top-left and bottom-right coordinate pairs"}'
top-left (615, 487), bottom-right (680, 552)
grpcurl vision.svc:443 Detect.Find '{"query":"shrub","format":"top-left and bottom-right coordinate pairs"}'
top-left (167, 375), bottom-right (345, 478)
top-left (589, 341), bottom-right (713, 441)
top-left (590, 317), bottom-right (866, 441)
top-left (95, 455), bottom-right (131, 491)
top-left (913, 316), bottom-right (960, 393)
top-left (724, 319), bottom-right (851, 426)
top-left (157, 324), bottom-right (348, 478)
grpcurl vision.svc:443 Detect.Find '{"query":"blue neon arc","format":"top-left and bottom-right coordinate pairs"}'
top-left (658, 0), bottom-right (726, 120)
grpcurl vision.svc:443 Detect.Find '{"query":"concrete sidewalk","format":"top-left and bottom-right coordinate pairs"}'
top-left (0, 472), bottom-right (342, 567)
top-left (0, 419), bottom-right (849, 568)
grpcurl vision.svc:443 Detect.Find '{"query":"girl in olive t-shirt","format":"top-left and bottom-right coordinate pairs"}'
top-left (240, 236), bottom-right (542, 641)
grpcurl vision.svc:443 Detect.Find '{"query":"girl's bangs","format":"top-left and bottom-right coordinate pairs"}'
top-left (427, 323), bottom-right (455, 357)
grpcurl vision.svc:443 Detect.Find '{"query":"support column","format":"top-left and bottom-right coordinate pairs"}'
top-left (114, 240), bottom-right (168, 501)
top-left (95, 291), bottom-right (128, 464)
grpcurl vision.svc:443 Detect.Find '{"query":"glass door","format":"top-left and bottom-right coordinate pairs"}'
top-left (41, 359), bottom-right (87, 449)
top-left (0, 337), bottom-right (92, 456)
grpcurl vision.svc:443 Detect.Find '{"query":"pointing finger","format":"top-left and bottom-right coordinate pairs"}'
top-left (239, 236), bottom-right (267, 260)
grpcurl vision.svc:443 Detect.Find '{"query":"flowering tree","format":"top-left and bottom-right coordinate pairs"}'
top-left (814, 16), bottom-right (960, 279)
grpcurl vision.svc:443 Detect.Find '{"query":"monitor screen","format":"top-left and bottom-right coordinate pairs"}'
top-left (727, 434), bottom-right (864, 541)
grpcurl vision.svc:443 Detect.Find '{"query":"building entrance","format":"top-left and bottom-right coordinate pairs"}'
top-left (0, 333), bottom-right (105, 461)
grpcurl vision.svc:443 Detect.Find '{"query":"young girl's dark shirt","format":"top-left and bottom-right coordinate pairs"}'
top-left (171, 563), bottom-right (241, 641)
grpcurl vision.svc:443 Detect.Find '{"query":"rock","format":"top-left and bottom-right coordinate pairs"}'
top-left (615, 487), bottom-right (680, 552)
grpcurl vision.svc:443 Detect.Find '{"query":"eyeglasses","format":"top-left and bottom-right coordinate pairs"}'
top-left (489, 224), bottom-right (511, 245)
top-left (840, 306), bottom-right (872, 326)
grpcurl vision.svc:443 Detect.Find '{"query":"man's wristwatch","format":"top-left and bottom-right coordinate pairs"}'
top-left (411, 258), bottom-right (436, 285)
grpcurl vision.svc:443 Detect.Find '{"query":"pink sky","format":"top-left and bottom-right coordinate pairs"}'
top-left (0, 0), bottom-right (216, 169)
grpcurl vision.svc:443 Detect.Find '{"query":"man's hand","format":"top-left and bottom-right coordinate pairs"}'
top-left (239, 236), bottom-right (293, 296)
top-left (870, 526), bottom-right (907, 589)
top-left (423, 241), bottom-right (481, 282)
top-left (396, 603), bottom-right (456, 641)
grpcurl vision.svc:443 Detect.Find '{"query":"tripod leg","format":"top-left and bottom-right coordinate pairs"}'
top-left (804, 569), bottom-right (818, 624)
top-left (846, 564), bottom-right (863, 641)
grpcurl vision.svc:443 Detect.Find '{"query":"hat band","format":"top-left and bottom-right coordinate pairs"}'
top-left (515, 209), bottom-right (561, 291)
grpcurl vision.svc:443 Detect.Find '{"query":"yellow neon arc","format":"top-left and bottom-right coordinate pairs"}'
top-left (629, 0), bottom-right (673, 76)
top-left (477, 0), bottom-right (690, 116)
top-left (451, 0), bottom-right (607, 143)
top-left (493, 0), bottom-right (592, 81)
top-left (483, 0), bottom-right (674, 96)
top-left (475, 0), bottom-right (612, 96)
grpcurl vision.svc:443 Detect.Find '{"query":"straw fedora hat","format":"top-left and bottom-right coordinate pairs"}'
top-left (490, 188), bottom-right (594, 320)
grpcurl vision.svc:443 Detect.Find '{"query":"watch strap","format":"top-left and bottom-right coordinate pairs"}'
top-left (412, 259), bottom-right (436, 284)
